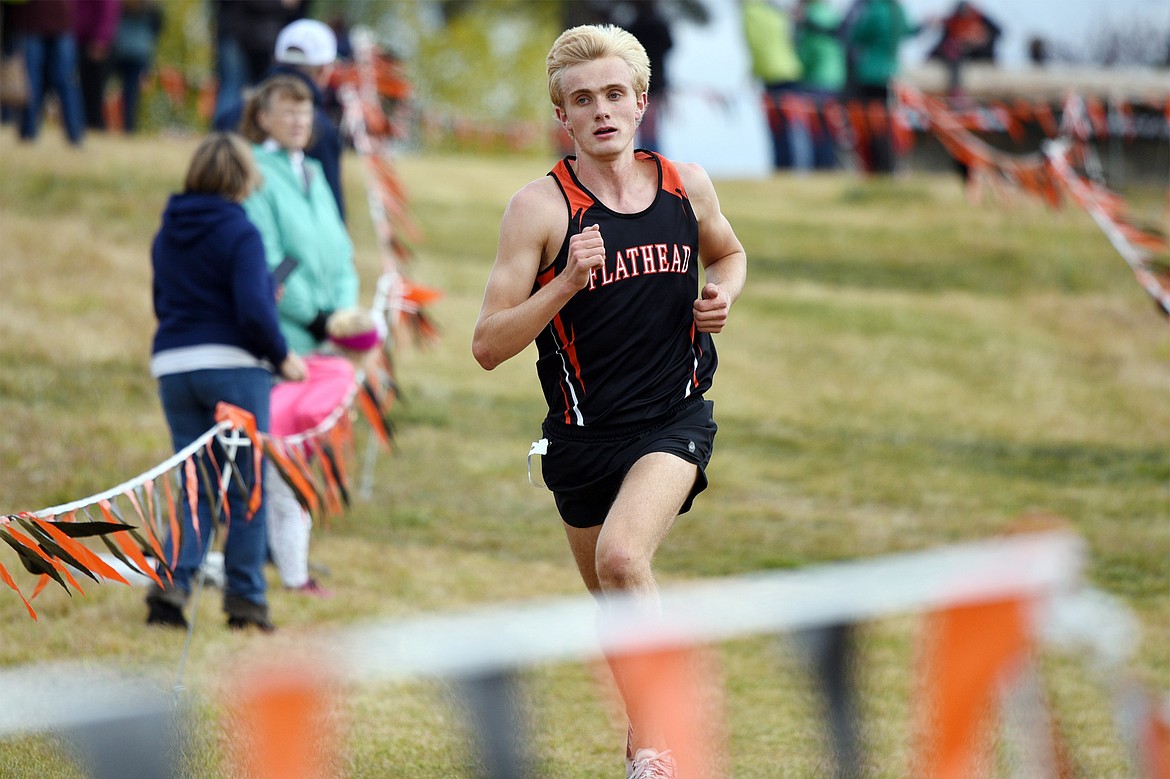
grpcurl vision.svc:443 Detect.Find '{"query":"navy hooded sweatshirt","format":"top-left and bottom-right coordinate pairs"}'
top-left (151, 193), bottom-right (288, 373)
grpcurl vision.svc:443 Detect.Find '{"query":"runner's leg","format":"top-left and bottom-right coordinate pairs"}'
top-left (596, 452), bottom-right (694, 595)
top-left (590, 453), bottom-right (698, 762)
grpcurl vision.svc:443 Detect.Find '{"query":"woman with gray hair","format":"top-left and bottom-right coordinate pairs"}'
top-left (241, 75), bottom-right (358, 596)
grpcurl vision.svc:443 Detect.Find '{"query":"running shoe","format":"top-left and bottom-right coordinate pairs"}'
top-left (286, 578), bottom-right (333, 598)
top-left (628, 748), bottom-right (676, 779)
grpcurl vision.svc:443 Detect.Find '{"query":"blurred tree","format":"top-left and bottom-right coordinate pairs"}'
top-left (561, 0), bottom-right (710, 27)
top-left (78, 0), bottom-right (716, 140)
top-left (1043, 15), bottom-right (1170, 67)
top-left (1085, 18), bottom-right (1170, 67)
top-left (316, 0), bottom-right (560, 149)
top-left (311, 0), bottom-right (712, 152)
top-left (139, 0), bottom-right (211, 131)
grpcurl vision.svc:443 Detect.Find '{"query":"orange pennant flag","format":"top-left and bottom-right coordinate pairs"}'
top-left (264, 440), bottom-right (319, 513)
top-left (216, 402), bottom-right (265, 518)
top-left (142, 479), bottom-right (157, 536)
top-left (161, 473), bottom-right (181, 570)
top-left (30, 573), bottom-right (53, 599)
top-left (913, 598), bottom-right (1032, 779)
top-left (1032, 102), bottom-right (1058, 137)
top-left (203, 438), bottom-right (229, 524)
top-left (1084, 96), bottom-right (1108, 138)
top-left (356, 386), bottom-right (392, 450)
top-left (608, 645), bottom-right (726, 778)
top-left (98, 500), bottom-right (164, 587)
top-left (157, 66), bottom-right (186, 105)
top-left (110, 530), bottom-right (164, 587)
top-left (123, 490), bottom-right (166, 563)
top-left (326, 425), bottom-right (351, 488)
top-left (230, 662), bottom-right (341, 779)
top-left (0, 560), bottom-right (37, 619)
top-left (311, 441), bottom-right (344, 517)
top-left (375, 59), bottom-right (412, 100)
top-left (183, 457), bottom-right (201, 543)
top-left (2, 523), bottom-right (79, 592)
top-left (31, 573), bottom-right (56, 599)
top-left (1140, 691), bottom-right (1170, 779)
top-left (2, 521), bottom-right (56, 567)
top-left (31, 517), bottom-right (129, 586)
top-left (400, 278), bottom-right (444, 308)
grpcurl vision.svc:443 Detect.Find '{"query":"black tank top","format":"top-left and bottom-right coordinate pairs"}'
top-left (533, 150), bottom-right (716, 428)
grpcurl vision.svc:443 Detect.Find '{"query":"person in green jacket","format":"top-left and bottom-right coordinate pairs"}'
top-left (241, 74), bottom-right (358, 356)
top-left (240, 73), bottom-right (359, 596)
top-left (843, 0), bottom-right (917, 173)
top-left (742, 0), bottom-right (804, 170)
top-left (795, 0), bottom-right (846, 169)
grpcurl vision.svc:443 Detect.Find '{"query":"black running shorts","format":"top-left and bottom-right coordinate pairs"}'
top-left (539, 397), bottom-right (717, 529)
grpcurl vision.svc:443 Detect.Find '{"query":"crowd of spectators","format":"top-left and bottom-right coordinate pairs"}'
top-left (742, 0), bottom-right (1002, 174)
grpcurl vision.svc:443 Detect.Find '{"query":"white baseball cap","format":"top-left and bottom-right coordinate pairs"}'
top-left (274, 19), bottom-right (338, 66)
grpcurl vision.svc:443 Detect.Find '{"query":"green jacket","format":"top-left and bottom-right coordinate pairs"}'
top-left (742, 0), bottom-right (802, 85)
top-left (796, 0), bottom-right (846, 91)
top-left (244, 145), bottom-right (358, 356)
top-left (847, 0), bottom-right (912, 87)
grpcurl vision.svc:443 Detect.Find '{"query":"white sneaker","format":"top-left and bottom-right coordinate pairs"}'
top-left (628, 748), bottom-right (676, 779)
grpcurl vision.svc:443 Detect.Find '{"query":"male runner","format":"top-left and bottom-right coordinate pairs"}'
top-left (472, 23), bottom-right (747, 778)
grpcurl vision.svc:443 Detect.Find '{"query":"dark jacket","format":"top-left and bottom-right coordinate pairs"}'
top-left (627, 5), bottom-right (673, 96)
top-left (5, 0), bottom-right (77, 37)
top-left (151, 193), bottom-right (288, 366)
top-left (74, 0), bottom-right (120, 48)
top-left (213, 65), bottom-right (346, 222)
top-left (213, 0), bottom-right (301, 62)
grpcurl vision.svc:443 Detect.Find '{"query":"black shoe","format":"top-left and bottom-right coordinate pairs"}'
top-left (227, 615), bottom-right (276, 633)
top-left (146, 599), bottom-right (188, 629)
top-left (224, 594), bottom-right (275, 633)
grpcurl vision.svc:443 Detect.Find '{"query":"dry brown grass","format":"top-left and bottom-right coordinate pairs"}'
top-left (1, 128), bottom-right (1167, 777)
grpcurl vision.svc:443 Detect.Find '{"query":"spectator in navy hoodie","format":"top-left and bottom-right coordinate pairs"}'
top-left (146, 132), bottom-right (307, 633)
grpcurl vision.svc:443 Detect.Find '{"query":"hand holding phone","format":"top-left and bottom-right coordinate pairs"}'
top-left (272, 256), bottom-right (300, 286)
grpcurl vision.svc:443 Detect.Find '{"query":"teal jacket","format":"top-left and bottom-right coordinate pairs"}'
top-left (244, 145), bottom-right (358, 356)
top-left (847, 0), bottom-right (912, 87)
top-left (796, 1), bottom-right (846, 91)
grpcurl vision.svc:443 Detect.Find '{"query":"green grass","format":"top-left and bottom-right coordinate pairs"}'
top-left (1, 129), bottom-right (1167, 777)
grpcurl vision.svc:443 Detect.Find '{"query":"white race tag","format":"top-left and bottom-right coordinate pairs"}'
top-left (527, 438), bottom-right (549, 488)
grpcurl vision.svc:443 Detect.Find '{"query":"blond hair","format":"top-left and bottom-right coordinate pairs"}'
top-left (183, 133), bottom-right (261, 203)
top-left (239, 75), bottom-right (314, 144)
top-left (546, 24), bottom-right (650, 107)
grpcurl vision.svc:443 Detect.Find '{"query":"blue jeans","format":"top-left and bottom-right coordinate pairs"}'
top-left (18, 33), bottom-right (85, 144)
top-left (804, 88), bottom-right (841, 170)
top-left (764, 81), bottom-right (801, 170)
top-left (113, 58), bottom-right (147, 133)
top-left (158, 367), bottom-right (271, 605)
top-left (211, 36), bottom-right (248, 128)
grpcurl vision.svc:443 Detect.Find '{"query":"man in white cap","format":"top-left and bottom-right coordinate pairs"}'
top-left (215, 18), bottom-right (347, 221)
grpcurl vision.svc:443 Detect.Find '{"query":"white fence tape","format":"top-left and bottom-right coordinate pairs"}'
top-left (341, 530), bottom-right (1087, 681)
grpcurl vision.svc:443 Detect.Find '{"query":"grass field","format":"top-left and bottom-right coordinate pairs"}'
top-left (0, 129), bottom-right (1167, 778)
